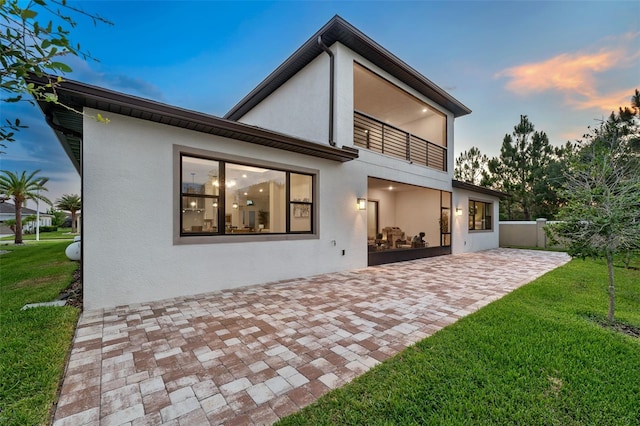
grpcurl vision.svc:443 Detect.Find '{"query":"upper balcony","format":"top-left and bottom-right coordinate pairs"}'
top-left (353, 63), bottom-right (448, 172)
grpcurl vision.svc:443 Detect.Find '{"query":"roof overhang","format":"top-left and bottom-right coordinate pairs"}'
top-left (452, 179), bottom-right (509, 199)
top-left (27, 75), bottom-right (359, 175)
top-left (225, 15), bottom-right (471, 121)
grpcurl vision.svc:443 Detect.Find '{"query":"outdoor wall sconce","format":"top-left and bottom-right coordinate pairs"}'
top-left (455, 208), bottom-right (463, 216)
top-left (357, 198), bottom-right (367, 210)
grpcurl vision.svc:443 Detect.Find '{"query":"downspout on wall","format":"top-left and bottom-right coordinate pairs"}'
top-left (317, 36), bottom-right (336, 147)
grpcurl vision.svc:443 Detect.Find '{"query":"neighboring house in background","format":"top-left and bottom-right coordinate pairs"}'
top-left (0, 202), bottom-right (53, 233)
top-left (31, 15), bottom-right (506, 310)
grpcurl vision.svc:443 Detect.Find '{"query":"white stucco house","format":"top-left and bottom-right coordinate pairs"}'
top-left (31, 16), bottom-right (505, 310)
top-left (0, 202), bottom-right (53, 233)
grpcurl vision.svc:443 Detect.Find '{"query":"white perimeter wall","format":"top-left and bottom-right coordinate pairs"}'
top-left (82, 109), bottom-right (369, 310)
top-left (451, 188), bottom-right (500, 254)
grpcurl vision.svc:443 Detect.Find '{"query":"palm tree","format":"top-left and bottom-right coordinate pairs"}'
top-left (56, 194), bottom-right (81, 233)
top-left (0, 170), bottom-right (51, 244)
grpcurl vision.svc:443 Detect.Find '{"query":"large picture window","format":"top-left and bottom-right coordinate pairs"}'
top-left (180, 154), bottom-right (314, 237)
top-left (469, 200), bottom-right (492, 231)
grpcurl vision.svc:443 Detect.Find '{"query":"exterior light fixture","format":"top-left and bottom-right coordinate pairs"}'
top-left (357, 198), bottom-right (367, 210)
top-left (455, 208), bottom-right (462, 216)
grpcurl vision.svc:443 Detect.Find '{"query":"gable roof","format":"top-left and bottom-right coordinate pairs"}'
top-left (27, 76), bottom-right (359, 175)
top-left (225, 15), bottom-right (471, 121)
top-left (0, 202), bottom-right (52, 216)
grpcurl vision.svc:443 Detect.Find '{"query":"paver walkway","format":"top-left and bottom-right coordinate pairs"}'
top-left (52, 248), bottom-right (570, 425)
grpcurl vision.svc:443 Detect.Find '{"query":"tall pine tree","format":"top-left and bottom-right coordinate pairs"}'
top-left (486, 115), bottom-right (559, 220)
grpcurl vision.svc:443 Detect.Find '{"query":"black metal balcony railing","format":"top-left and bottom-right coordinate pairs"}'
top-left (353, 110), bottom-right (447, 172)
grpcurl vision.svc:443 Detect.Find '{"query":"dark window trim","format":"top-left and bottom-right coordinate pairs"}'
top-left (468, 199), bottom-right (493, 232)
top-left (440, 192), bottom-right (451, 247)
top-left (174, 145), bottom-right (319, 245)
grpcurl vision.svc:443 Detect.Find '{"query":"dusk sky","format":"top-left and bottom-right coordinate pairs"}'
top-left (3, 0), bottom-right (639, 211)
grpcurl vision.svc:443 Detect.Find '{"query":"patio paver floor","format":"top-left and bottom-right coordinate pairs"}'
top-left (52, 248), bottom-right (570, 425)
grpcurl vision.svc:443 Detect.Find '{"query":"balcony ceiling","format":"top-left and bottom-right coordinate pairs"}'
top-left (354, 63), bottom-right (440, 128)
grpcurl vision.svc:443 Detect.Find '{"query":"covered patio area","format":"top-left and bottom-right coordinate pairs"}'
top-left (53, 248), bottom-right (570, 425)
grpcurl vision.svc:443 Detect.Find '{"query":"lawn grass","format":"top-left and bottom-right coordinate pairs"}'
top-left (0, 227), bottom-right (77, 241)
top-left (0, 241), bottom-right (80, 425)
top-left (278, 256), bottom-right (640, 425)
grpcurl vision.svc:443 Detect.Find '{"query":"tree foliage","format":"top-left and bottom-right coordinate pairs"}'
top-left (485, 116), bottom-right (569, 220)
top-left (55, 193), bottom-right (80, 233)
top-left (46, 206), bottom-right (67, 226)
top-left (1, 0), bottom-right (111, 149)
top-left (0, 169), bottom-right (51, 244)
top-left (454, 147), bottom-right (489, 186)
top-left (3, 218), bottom-right (16, 234)
top-left (546, 90), bottom-right (640, 322)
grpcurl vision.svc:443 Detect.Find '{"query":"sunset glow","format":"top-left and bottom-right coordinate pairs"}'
top-left (496, 32), bottom-right (639, 113)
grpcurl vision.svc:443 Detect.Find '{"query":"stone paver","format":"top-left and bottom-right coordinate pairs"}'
top-left (52, 248), bottom-right (569, 425)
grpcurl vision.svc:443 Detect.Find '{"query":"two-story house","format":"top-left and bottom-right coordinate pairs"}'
top-left (31, 16), bottom-right (504, 310)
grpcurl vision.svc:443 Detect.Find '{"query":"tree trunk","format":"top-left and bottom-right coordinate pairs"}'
top-left (15, 200), bottom-right (23, 244)
top-left (624, 251), bottom-right (630, 269)
top-left (606, 251), bottom-right (615, 323)
top-left (71, 210), bottom-right (77, 233)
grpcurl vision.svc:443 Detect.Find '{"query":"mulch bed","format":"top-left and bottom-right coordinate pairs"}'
top-left (587, 314), bottom-right (640, 339)
top-left (58, 268), bottom-right (82, 310)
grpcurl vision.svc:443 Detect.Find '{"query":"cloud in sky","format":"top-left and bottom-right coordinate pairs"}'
top-left (496, 32), bottom-right (639, 113)
top-left (62, 56), bottom-right (165, 100)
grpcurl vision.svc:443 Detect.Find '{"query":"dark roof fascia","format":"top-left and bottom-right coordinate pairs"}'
top-left (225, 15), bottom-right (471, 121)
top-left (452, 180), bottom-right (508, 199)
top-left (27, 75), bottom-right (359, 171)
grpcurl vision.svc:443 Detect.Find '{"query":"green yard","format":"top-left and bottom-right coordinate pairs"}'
top-left (0, 241), bottom-right (79, 425)
top-left (279, 256), bottom-right (640, 425)
top-left (1, 243), bottom-right (638, 425)
top-left (0, 227), bottom-right (77, 241)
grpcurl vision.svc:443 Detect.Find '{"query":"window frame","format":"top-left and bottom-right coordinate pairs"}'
top-left (174, 145), bottom-right (319, 245)
top-left (468, 199), bottom-right (493, 232)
